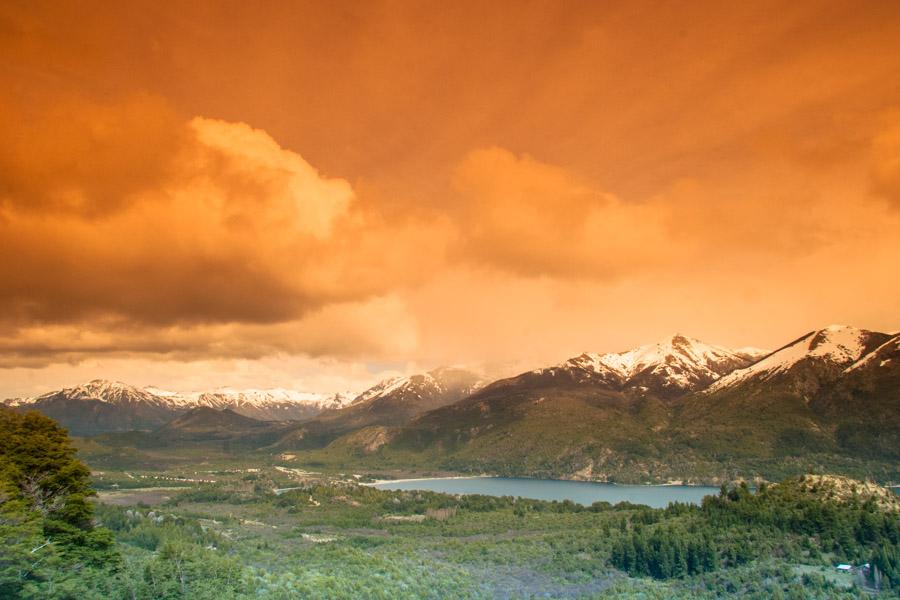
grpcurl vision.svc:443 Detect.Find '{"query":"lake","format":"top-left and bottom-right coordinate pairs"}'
top-left (372, 477), bottom-right (719, 508)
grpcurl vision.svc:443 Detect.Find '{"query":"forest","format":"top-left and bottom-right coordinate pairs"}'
top-left (1, 407), bottom-right (898, 599)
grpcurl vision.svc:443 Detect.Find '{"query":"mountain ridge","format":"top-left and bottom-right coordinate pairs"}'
top-left (8, 324), bottom-right (899, 486)
top-left (2, 379), bottom-right (359, 434)
top-left (379, 325), bottom-right (899, 483)
top-left (268, 366), bottom-right (485, 451)
top-left (705, 325), bottom-right (891, 393)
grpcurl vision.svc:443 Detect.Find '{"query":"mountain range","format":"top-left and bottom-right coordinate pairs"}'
top-left (381, 325), bottom-right (899, 482)
top-left (6, 324), bottom-right (898, 483)
top-left (2, 380), bottom-right (355, 435)
top-left (269, 366), bottom-right (485, 450)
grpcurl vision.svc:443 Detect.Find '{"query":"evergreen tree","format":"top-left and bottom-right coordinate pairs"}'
top-left (0, 408), bottom-right (118, 598)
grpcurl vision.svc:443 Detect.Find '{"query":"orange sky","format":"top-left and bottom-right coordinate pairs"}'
top-left (2, 0), bottom-right (899, 396)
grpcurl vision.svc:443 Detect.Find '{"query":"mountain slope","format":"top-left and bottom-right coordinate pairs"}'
top-left (382, 328), bottom-right (899, 483)
top-left (4, 380), bottom-right (356, 434)
top-left (384, 335), bottom-right (765, 479)
top-left (270, 367), bottom-right (484, 451)
top-left (155, 407), bottom-right (274, 442)
top-left (675, 326), bottom-right (900, 461)
top-left (2, 380), bottom-right (180, 435)
top-left (705, 325), bottom-right (891, 394)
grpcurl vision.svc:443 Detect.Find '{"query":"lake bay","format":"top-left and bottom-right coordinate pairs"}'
top-left (372, 476), bottom-right (719, 508)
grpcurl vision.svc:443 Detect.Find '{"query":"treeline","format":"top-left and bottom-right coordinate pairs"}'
top-left (610, 523), bottom-right (718, 578)
top-left (703, 481), bottom-right (899, 554)
top-left (610, 478), bottom-right (900, 591)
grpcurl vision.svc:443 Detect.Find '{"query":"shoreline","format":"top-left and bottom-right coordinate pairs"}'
top-left (365, 475), bottom-right (718, 488)
top-left (364, 475), bottom-right (493, 486)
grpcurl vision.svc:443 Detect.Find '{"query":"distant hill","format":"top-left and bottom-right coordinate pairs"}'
top-left (673, 326), bottom-right (900, 464)
top-left (1, 380), bottom-right (181, 436)
top-left (16, 325), bottom-right (900, 484)
top-left (269, 366), bottom-right (484, 451)
top-left (155, 407), bottom-right (274, 443)
top-left (381, 327), bottom-right (899, 483)
top-left (3, 380), bottom-right (356, 435)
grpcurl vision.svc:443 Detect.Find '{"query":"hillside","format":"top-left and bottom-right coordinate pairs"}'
top-left (155, 406), bottom-right (273, 442)
top-left (12, 326), bottom-right (899, 485)
top-left (673, 326), bottom-right (900, 464)
top-left (3, 380), bottom-right (356, 434)
top-left (270, 367), bottom-right (483, 451)
top-left (381, 327), bottom-right (900, 483)
top-left (2, 380), bottom-right (183, 435)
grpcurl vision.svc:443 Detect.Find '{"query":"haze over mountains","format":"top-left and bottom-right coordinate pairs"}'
top-left (6, 324), bottom-right (898, 483)
top-left (269, 366), bottom-right (486, 450)
top-left (2, 380), bottom-right (356, 435)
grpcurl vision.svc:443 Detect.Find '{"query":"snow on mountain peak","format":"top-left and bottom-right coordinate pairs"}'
top-left (807, 325), bottom-right (867, 360)
top-left (60, 379), bottom-right (158, 402)
top-left (707, 325), bottom-right (878, 392)
top-left (563, 334), bottom-right (760, 391)
top-left (0, 379), bottom-right (170, 408)
top-left (4, 380), bottom-right (357, 416)
top-left (349, 367), bottom-right (484, 406)
top-left (351, 373), bottom-right (440, 405)
top-left (141, 386), bottom-right (356, 411)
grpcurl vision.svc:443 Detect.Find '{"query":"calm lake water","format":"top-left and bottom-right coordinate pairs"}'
top-left (372, 477), bottom-right (719, 508)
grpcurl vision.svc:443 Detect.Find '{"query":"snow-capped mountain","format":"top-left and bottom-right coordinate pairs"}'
top-left (560, 334), bottom-right (767, 397)
top-left (388, 325), bottom-right (900, 480)
top-left (386, 335), bottom-right (772, 471)
top-left (3, 379), bottom-right (359, 434)
top-left (3, 380), bottom-right (184, 435)
top-left (146, 387), bottom-right (355, 421)
top-left (672, 325), bottom-right (900, 469)
top-left (6, 379), bottom-right (169, 408)
top-left (706, 325), bottom-right (892, 393)
top-left (270, 367), bottom-right (485, 451)
top-left (480, 334), bottom-right (766, 401)
top-left (350, 367), bottom-right (485, 408)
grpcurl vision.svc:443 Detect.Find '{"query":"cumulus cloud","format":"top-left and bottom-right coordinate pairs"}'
top-left (2, 93), bottom-right (899, 373)
top-left (188, 117), bottom-right (354, 239)
top-left (0, 96), bottom-right (441, 332)
top-left (0, 295), bottom-right (417, 368)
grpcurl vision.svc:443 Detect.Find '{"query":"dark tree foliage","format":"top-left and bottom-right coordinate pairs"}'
top-left (702, 479), bottom-right (900, 561)
top-left (610, 522), bottom-right (719, 578)
top-left (610, 477), bottom-right (900, 584)
top-left (0, 408), bottom-right (94, 524)
top-left (872, 542), bottom-right (900, 589)
top-left (0, 408), bottom-right (118, 598)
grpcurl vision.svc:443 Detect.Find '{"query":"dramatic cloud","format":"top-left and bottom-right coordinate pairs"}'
top-left (0, 295), bottom-right (418, 368)
top-left (1, 0), bottom-right (899, 393)
top-left (0, 98), bottom-right (442, 332)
